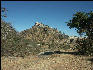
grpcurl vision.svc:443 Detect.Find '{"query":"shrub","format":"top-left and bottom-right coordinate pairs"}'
top-left (76, 38), bottom-right (93, 55)
top-left (1, 20), bottom-right (18, 56)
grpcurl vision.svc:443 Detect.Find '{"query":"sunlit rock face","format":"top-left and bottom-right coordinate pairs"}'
top-left (35, 22), bottom-right (44, 27)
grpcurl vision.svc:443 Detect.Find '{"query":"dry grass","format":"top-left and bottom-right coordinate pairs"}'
top-left (1, 54), bottom-right (93, 70)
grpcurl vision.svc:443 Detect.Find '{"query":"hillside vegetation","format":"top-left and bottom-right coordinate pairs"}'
top-left (1, 21), bottom-right (72, 57)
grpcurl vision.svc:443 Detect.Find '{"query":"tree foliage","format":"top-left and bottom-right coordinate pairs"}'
top-left (67, 11), bottom-right (93, 55)
top-left (1, 7), bottom-right (8, 18)
top-left (67, 11), bottom-right (93, 38)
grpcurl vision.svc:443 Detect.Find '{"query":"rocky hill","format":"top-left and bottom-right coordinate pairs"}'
top-left (1, 21), bottom-right (77, 57)
top-left (20, 22), bottom-right (70, 52)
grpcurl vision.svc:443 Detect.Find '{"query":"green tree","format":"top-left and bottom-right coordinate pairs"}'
top-left (67, 11), bottom-right (93, 38)
top-left (66, 11), bottom-right (93, 55)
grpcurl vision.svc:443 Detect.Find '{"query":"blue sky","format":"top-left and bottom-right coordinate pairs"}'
top-left (1, 1), bottom-right (93, 37)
